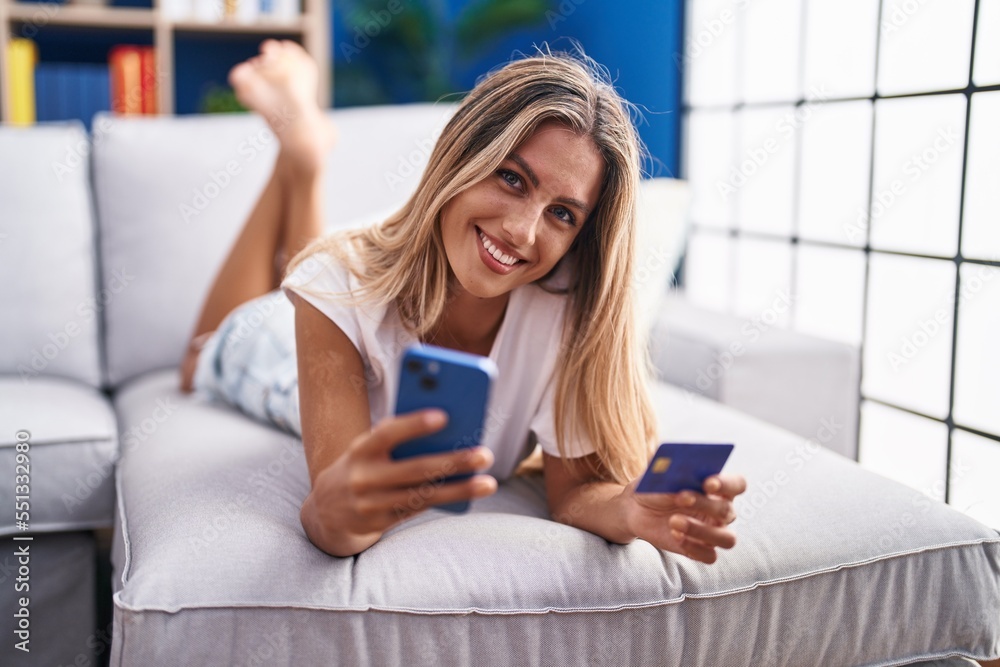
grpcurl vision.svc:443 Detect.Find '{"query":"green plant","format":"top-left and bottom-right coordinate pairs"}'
top-left (198, 84), bottom-right (248, 114)
top-left (336, 0), bottom-right (552, 106)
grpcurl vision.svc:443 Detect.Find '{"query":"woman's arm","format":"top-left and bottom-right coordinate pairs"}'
top-left (291, 292), bottom-right (379, 554)
top-left (542, 451), bottom-right (746, 564)
top-left (291, 291), bottom-right (371, 484)
top-left (543, 452), bottom-right (636, 544)
top-left (291, 292), bottom-right (498, 557)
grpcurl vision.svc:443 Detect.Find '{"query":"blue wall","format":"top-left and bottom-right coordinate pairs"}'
top-left (331, 0), bottom-right (684, 177)
top-left (28, 1), bottom-right (683, 173)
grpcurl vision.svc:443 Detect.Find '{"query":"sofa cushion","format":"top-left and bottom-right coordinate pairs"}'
top-left (0, 376), bottom-right (118, 535)
top-left (651, 292), bottom-right (861, 460)
top-left (0, 122), bottom-right (102, 388)
top-left (111, 368), bottom-right (999, 666)
top-left (91, 104), bottom-right (458, 389)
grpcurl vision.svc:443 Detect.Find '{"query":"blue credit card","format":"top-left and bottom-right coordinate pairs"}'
top-left (635, 443), bottom-right (734, 494)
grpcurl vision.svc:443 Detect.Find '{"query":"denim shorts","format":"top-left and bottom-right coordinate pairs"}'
top-left (192, 289), bottom-right (302, 438)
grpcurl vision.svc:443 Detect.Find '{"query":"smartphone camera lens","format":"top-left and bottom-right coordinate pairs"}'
top-left (406, 359), bottom-right (422, 373)
top-left (420, 376), bottom-right (437, 390)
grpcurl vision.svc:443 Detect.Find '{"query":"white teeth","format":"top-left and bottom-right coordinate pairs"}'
top-left (479, 231), bottom-right (519, 266)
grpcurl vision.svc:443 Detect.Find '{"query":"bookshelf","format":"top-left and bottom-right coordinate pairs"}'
top-left (0, 0), bottom-right (330, 123)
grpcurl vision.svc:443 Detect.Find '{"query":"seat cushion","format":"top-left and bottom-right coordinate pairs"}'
top-left (0, 376), bottom-right (117, 535)
top-left (91, 104), bottom-right (457, 390)
top-left (111, 369), bottom-right (999, 666)
top-left (0, 122), bottom-right (102, 388)
top-left (651, 292), bottom-right (861, 459)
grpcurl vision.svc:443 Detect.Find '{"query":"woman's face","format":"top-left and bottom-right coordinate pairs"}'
top-left (440, 121), bottom-right (605, 301)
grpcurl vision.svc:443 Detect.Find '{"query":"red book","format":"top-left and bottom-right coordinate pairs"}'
top-left (139, 47), bottom-right (157, 115)
top-left (109, 45), bottom-right (143, 115)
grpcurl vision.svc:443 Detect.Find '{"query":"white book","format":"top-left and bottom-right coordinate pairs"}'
top-left (192, 0), bottom-right (224, 22)
top-left (160, 0), bottom-right (194, 20)
top-left (235, 0), bottom-right (260, 23)
top-left (269, 0), bottom-right (299, 23)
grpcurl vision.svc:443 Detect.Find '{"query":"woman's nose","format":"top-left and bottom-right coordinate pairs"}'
top-left (501, 207), bottom-right (542, 247)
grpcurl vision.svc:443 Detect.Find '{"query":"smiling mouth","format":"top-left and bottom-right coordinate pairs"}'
top-left (476, 226), bottom-right (524, 267)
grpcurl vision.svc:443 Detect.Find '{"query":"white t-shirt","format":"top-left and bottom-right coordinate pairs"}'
top-left (280, 249), bottom-right (595, 482)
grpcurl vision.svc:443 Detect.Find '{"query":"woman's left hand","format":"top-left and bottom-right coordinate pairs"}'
top-left (621, 474), bottom-right (747, 564)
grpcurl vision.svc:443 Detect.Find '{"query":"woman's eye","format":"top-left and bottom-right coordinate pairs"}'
top-left (498, 170), bottom-right (522, 189)
top-left (552, 207), bottom-right (576, 226)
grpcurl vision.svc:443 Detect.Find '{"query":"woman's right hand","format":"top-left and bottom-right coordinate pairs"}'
top-left (300, 409), bottom-right (498, 557)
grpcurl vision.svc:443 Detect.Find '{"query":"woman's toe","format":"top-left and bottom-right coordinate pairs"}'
top-left (261, 39), bottom-right (282, 55)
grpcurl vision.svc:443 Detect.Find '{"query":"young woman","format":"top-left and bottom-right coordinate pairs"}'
top-left (179, 39), bottom-right (747, 560)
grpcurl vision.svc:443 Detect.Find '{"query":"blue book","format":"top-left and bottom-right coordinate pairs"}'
top-left (68, 64), bottom-right (85, 127)
top-left (80, 64), bottom-right (108, 132)
top-left (34, 64), bottom-right (52, 122)
top-left (55, 63), bottom-right (73, 121)
top-left (78, 65), bottom-right (92, 130)
top-left (95, 67), bottom-right (110, 121)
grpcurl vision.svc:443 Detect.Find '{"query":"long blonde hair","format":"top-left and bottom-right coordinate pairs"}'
top-left (285, 46), bottom-right (658, 485)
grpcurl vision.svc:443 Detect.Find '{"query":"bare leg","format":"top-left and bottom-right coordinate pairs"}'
top-left (978, 659), bottom-right (1000, 666)
top-left (179, 39), bottom-right (336, 393)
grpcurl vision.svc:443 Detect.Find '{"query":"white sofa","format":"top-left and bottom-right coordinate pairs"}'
top-left (0, 105), bottom-right (997, 667)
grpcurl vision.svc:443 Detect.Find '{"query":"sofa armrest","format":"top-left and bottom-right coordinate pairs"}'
top-left (649, 292), bottom-right (860, 460)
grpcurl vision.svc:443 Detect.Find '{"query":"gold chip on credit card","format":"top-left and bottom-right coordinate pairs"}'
top-left (652, 456), bottom-right (671, 474)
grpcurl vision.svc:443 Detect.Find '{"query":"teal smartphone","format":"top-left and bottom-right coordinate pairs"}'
top-left (635, 443), bottom-right (734, 494)
top-left (391, 343), bottom-right (498, 513)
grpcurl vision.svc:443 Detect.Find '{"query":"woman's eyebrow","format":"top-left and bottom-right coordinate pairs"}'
top-left (509, 153), bottom-right (540, 187)
top-left (509, 152), bottom-right (592, 217)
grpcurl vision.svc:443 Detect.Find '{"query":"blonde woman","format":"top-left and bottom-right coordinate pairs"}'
top-left (179, 39), bottom-right (747, 560)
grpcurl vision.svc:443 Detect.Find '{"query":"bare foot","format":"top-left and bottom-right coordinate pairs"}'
top-left (228, 39), bottom-right (337, 176)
